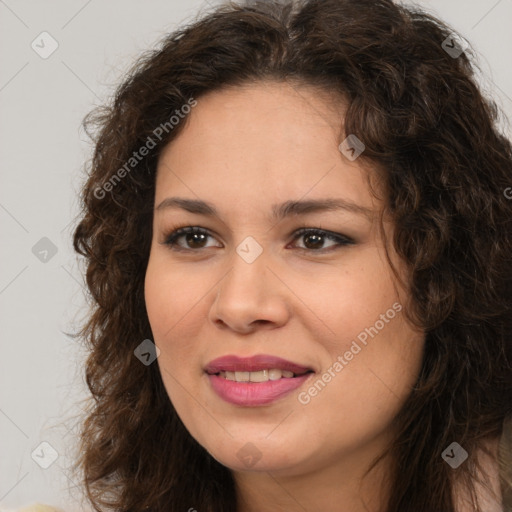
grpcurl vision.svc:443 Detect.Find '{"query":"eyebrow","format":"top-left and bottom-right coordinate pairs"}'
top-left (155, 197), bottom-right (373, 222)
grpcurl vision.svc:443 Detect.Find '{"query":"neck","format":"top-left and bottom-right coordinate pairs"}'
top-left (233, 436), bottom-right (393, 512)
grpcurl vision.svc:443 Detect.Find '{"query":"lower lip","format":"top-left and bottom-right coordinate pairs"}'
top-left (207, 373), bottom-right (313, 406)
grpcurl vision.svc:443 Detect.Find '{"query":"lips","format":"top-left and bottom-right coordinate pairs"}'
top-left (204, 354), bottom-right (315, 406)
top-left (204, 354), bottom-right (314, 375)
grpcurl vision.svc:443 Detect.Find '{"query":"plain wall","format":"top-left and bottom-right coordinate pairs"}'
top-left (1, 0), bottom-right (511, 509)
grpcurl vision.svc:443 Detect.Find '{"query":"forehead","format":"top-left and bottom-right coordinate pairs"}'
top-left (155, 81), bottom-right (380, 215)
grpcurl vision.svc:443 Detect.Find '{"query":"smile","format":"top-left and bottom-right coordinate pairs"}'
top-left (204, 354), bottom-right (315, 406)
top-left (217, 368), bottom-right (309, 382)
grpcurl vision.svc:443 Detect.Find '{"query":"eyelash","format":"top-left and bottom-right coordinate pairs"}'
top-left (161, 226), bottom-right (355, 253)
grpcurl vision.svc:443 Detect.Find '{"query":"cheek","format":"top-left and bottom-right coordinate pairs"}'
top-left (298, 248), bottom-right (400, 345)
top-left (145, 259), bottom-right (206, 426)
top-left (145, 252), bottom-right (200, 333)
top-left (299, 250), bottom-right (421, 412)
top-left (144, 255), bottom-right (203, 369)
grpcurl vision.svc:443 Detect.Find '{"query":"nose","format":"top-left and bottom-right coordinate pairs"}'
top-left (208, 247), bottom-right (291, 334)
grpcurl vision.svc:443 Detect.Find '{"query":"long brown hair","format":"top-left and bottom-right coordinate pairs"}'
top-left (71, 0), bottom-right (512, 510)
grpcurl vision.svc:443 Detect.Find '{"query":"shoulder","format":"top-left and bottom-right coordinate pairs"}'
top-left (453, 435), bottom-right (509, 512)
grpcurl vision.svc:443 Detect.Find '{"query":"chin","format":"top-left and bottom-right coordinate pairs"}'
top-left (204, 436), bottom-right (306, 474)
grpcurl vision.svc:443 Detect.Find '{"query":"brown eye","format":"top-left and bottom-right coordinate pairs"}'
top-left (292, 228), bottom-right (355, 252)
top-left (161, 226), bottom-right (354, 253)
top-left (163, 227), bottom-right (221, 251)
top-left (302, 232), bottom-right (325, 250)
top-left (184, 232), bottom-right (208, 249)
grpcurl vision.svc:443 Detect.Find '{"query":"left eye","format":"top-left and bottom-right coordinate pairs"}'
top-left (162, 227), bottom-right (355, 252)
top-left (292, 228), bottom-right (354, 251)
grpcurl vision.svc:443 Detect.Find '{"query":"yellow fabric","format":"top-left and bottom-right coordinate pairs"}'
top-left (16, 505), bottom-right (63, 512)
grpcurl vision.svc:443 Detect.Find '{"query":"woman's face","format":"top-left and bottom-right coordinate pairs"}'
top-left (144, 81), bottom-right (425, 476)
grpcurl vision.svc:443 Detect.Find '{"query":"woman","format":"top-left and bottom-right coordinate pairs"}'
top-left (72, 0), bottom-right (512, 510)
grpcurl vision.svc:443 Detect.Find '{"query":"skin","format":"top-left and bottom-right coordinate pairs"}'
top-left (144, 80), bottom-right (426, 512)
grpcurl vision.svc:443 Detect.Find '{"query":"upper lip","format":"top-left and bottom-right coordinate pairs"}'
top-left (204, 355), bottom-right (314, 375)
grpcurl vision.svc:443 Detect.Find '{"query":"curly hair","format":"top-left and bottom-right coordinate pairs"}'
top-left (71, 0), bottom-right (512, 510)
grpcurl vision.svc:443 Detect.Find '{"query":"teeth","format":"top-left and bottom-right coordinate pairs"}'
top-left (269, 368), bottom-right (283, 380)
top-left (218, 369), bottom-right (298, 382)
top-left (250, 369), bottom-right (268, 382)
top-left (234, 371), bottom-right (250, 382)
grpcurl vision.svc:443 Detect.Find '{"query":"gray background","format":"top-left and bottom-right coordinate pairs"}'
top-left (1, 0), bottom-right (511, 510)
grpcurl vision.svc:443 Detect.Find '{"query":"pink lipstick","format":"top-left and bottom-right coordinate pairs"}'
top-left (204, 354), bottom-right (314, 406)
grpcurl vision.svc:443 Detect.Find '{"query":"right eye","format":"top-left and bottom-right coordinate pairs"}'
top-left (162, 226), bottom-right (222, 251)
